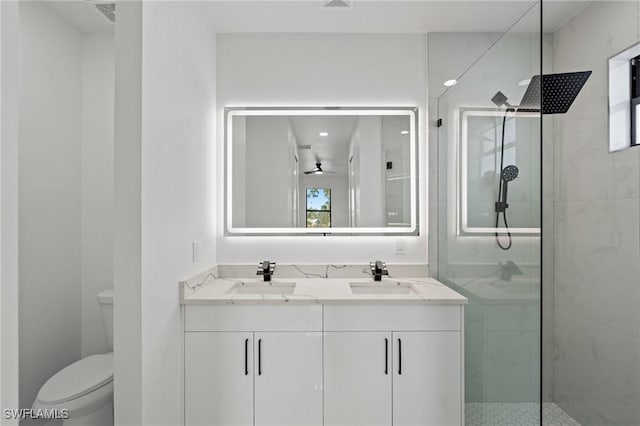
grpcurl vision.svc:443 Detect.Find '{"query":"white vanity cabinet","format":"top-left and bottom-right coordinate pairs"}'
top-left (184, 305), bottom-right (323, 426)
top-left (323, 305), bottom-right (463, 426)
top-left (183, 302), bottom-right (463, 426)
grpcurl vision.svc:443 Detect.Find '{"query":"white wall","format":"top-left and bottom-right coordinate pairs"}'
top-left (216, 33), bottom-right (427, 263)
top-left (81, 33), bottom-right (114, 357)
top-left (244, 117), bottom-right (292, 227)
top-left (353, 116), bottom-right (385, 227)
top-left (1, 1), bottom-right (20, 421)
top-left (113, 2), bottom-right (143, 424)
top-left (139, 3), bottom-right (217, 425)
top-left (231, 116), bottom-right (246, 227)
top-left (18, 1), bottom-right (82, 414)
top-left (382, 115), bottom-right (412, 227)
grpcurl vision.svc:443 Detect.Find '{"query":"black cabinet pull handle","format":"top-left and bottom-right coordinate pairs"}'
top-left (258, 338), bottom-right (262, 376)
top-left (244, 338), bottom-right (249, 375)
top-left (385, 338), bottom-right (389, 375)
top-left (398, 338), bottom-right (402, 375)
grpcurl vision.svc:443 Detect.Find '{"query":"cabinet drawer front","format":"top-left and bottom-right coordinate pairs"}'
top-left (185, 304), bottom-right (322, 331)
top-left (324, 305), bottom-right (461, 331)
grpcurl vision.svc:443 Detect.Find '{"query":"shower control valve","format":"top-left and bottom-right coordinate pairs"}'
top-left (495, 201), bottom-right (508, 213)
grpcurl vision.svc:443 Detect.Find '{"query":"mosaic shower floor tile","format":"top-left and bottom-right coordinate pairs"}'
top-left (465, 402), bottom-right (581, 426)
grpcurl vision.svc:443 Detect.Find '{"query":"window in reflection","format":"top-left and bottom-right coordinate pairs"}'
top-left (306, 188), bottom-right (331, 228)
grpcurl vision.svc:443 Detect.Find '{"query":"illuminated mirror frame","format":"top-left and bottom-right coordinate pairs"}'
top-left (459, 108), bottom-right (541, 235)
top-left (225, 107), bottom-right (418, 235)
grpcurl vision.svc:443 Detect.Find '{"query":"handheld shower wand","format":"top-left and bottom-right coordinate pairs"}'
top-left (495, 164), bottom-right (519, 250)
top-left (495, 165), bottom-right (519, 213)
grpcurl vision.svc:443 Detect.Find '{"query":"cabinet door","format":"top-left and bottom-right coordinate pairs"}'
top-left (324, 332), bottom-right (392, 426)
top-left (393, 331), bottom-right (462, 426)
top-left (185, 332), bottom-right (253, 426)
top-left (254, 332), bottom-right (323, 426)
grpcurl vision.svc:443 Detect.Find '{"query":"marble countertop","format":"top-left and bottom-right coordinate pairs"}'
top-left (180, 276), bottom-right (467, 305)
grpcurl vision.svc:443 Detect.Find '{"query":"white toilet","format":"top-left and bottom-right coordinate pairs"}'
top-left (33, 289), bottom-right (114, 426)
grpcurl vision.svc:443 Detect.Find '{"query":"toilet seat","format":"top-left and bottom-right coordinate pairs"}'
top-left (37, 353), bottom-right (113, 404)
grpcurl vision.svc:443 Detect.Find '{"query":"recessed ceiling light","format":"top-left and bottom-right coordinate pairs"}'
top-left (444, 79), bottom-right (457, 87)
top-left (401, 130), bottom-right (409, 135)
top-left (319, 132), bottom-right (329, 137)
top-left (518, 78), bottom-right (531, 87)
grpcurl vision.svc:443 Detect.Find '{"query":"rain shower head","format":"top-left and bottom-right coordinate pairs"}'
top-left (501, 165), bottom-right (519, 182)
top-left (518, 71), bottom-right (592, 114)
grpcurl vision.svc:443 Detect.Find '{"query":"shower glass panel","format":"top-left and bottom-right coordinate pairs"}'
top-left (435, 4), bottom-right (542, 425)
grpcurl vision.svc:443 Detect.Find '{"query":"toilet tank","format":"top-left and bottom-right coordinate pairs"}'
top-left (97, 289), bottom-right (114, 351)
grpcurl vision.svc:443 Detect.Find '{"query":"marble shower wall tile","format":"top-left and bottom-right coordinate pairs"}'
top-left (554, 1), bottom-right (639, 203)
top-left (554, 309), bottom-right (640, 426)
top-left (552, 2), bottom-right (640, 424)
top-left (554, 199), bottom-right (640, 338)
top-left (610, 147), bottom-right (640, 200)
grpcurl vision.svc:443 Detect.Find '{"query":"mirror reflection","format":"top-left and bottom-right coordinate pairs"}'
top-left (226, 109), bottom-right (417, 234)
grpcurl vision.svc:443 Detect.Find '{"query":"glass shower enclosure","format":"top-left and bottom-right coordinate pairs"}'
top-left (434, 3), bottom-right (544, 425)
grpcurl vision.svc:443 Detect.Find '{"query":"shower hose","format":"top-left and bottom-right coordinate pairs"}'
top-left (496, 110), bottom-right (513, 251)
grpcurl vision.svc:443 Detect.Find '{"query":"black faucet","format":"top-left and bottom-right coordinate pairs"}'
top-left (370, 261), bottom-right (389, 281)
top-left (257, 261), bottom-right (276, 282)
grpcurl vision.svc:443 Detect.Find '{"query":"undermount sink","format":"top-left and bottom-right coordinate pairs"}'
top-left (349, 281), bottom-right (416, 295)
top-left (227, 282), bottom-right (297, 295)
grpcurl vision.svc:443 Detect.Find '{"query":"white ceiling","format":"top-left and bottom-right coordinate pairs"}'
top-left (43, 1), bottom-right (114, 34)
top-left (290, 116), bottom-right (358, 175)
top-left (43, 1), bottom-right (588, 35)
top-left (200, 1), bottom-right (590, 34)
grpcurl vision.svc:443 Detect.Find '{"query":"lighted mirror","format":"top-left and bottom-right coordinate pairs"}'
top-left (226, 108), bottom-right (418, 235)
top-left (459, 108), bottom-right (540, 235)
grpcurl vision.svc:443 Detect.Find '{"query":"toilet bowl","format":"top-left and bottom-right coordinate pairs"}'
top-left (33, 289), bottom-right (114, 426)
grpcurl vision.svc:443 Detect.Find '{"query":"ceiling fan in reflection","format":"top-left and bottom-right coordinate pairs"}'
top-left (304, 161), bottom-right (336, 175)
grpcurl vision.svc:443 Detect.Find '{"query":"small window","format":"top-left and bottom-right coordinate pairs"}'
top-left (609, 43), bottom-right (640, 151)
top-left (631, 54), bottom-right (640, 146)
top-left (306, 188), bottom-right (331, 228)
